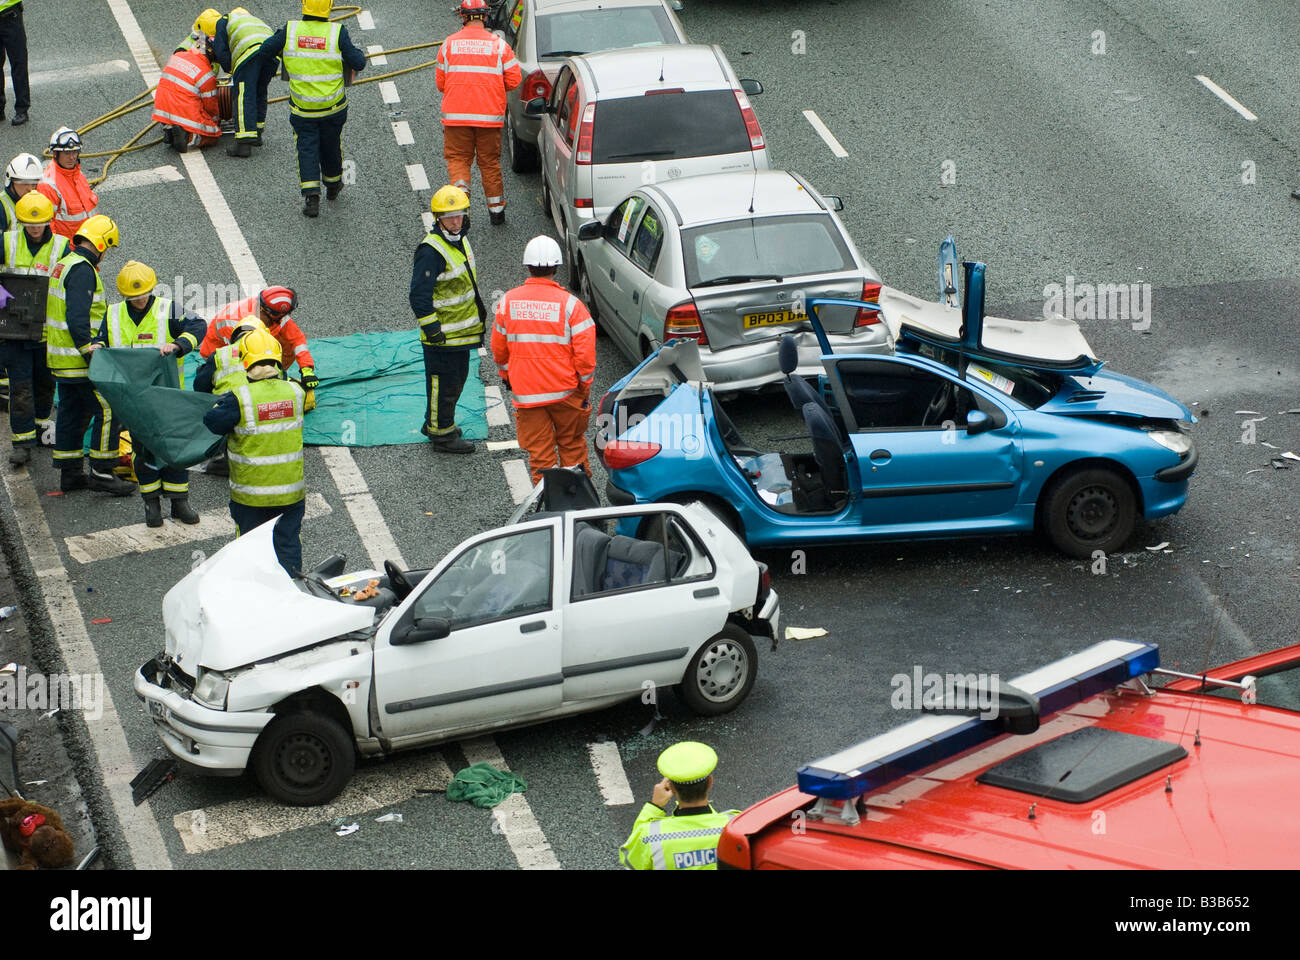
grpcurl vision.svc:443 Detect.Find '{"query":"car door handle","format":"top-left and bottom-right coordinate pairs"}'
top-left (693, 587), bottom-right (720, 599)
top-left (520, 620), bottom-right (547, 633)
top-left (869, 449), bottom-right (892, 463)
top-left (632, 292), bottom-right (639, 303)
top-left (609, 268), bottom-right (616, 282)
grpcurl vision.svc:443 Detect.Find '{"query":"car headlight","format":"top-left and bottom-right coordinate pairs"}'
top-left (192, 670), bottom-right (230, 710)
top-left (1147, 430), bottom-right (1192, 456)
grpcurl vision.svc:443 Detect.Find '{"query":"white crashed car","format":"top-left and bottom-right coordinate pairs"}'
top-left (133, 480), bottom-right (779, 805)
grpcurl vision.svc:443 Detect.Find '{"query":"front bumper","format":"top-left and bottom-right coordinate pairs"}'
top-left (133, 658), bottom-right (273, 773)
top-left (1154, 443), bottom-right (1197, 482)
top-left (756, 589), bottom-right (780, 641)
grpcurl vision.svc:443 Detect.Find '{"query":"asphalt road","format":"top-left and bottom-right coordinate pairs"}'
top-left (0, 0), bottom-right (1297, 870)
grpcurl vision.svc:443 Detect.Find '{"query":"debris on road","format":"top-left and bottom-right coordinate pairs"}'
top-left (333, 822), bottom-right (360, 837)
top-left (374, 812), bottom-right (404, 824)
top-left (0, 606), bottom-right (17, 620)
top-left (1147, 542), bottom-right (1170, 552)
top-left (446, 763), bottom-right (528, 809)
top-left (785, 626), bottom-right (828, 641)
top-left (130, 758), bottom-right (177, 805)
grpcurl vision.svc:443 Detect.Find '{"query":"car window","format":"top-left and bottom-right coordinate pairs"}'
top-left (901, 341), bottom-right (1060, 409)
top-left (551, 67), bottom-right (575, 141)
top-left (629, 205), bottom-right (665, 274)
top-left (561, 82), bottom-right (580, 146)
top-left (536, 6), bottom-right (676, 58)
top-left (592, 90), bottom-right (750, 164)
top-left (413, 528), bottom-right (552, 629)
top-left (571, 513), bottom-right (710, 600)
top-left (502, 0), bottom-right (526, 45)
top-left (835, 359), bottom-right (980, 431)
top-left (681, 214), bottom-right (855, 286)
top-left (607, 196), bottom-right (647, 254)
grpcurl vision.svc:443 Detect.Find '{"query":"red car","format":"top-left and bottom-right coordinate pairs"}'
top-left (720, 640), bottom-right (1300, 869)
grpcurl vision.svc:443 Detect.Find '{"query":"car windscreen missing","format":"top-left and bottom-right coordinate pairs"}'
top-left (975, 726), bottom-right (1187, 803)
top-left (592, 91), bottom-right (750, 163)
top-left (682, 214), bottom-right (854, 286)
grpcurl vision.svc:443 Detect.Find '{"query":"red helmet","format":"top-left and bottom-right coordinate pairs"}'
top-left (259, 286), bottom-right (296, 318)
top-left (458, 0), bottom-right (488, 13)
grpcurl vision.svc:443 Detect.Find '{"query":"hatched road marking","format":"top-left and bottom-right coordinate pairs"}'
top-left (421, 211), bottom-right (434, 232)
top-left (485, 439), bottom-right (520, 451)
top-left (588, 741), bottom-right (634, 805)
top-left (318, 448), bottom-right (404, 571)
top-left (96, 164), bottom-right (186, 193)
top-left (802, 109), bottom-right (849, 158)
top-left (357, 9), bottom-right (376, 30)
top-left (1195, 74), bottom-right (1258, 121)
top-left (483, 384), bottom-right (510, 427)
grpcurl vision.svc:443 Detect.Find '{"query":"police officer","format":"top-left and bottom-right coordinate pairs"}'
top-left (97, 260), bottom-right (206, 527)
top-left (202, 328), bottom-right (307, 574)
top-left (213, 7), bottom-right (276, 155)
top-left (619, 741), bottom-right (739, 870)
top-left (261, 0), bottom-right (366, 217)
top-left (410, 185), bottom-right (485, 453)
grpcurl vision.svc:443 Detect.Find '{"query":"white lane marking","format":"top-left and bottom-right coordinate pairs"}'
top-left (485, 440), bottom-right (520, 451)
top-left (30, 60), bottom-right (131, 85)
top-left (392, 120), bottom-right (414, 146)
top-left (483, 384), bottom-right (510, 428)
top-left (105, 0), bottom-right (162, 86)
top-left (65, 493), bottom-right (332, 565)
top-left (378, 81), bottom-right (400, 105)
top-left (460, 736), bottom-right (561, 869)
top-left (502, 460), bottom-right (534, 503)
top-left (0, 427), bottom-right (172, 869)
top-left (357, 9), bottom-right (376, 30)
top-left (96, 164), bottom-right (186, 193)
top-left (318, 447), bottom-right (403, 571)
top-left (1195, 74), bottom-right (1258, 121)
top-left (587, 741), bottom-right (634, 805)
top-left (174, 752), bottom-right (453, 855)
top-left (406, 163), bottom-right (430, 191)
top-left (366, 44), bottom-right (387, 66)
top-left (179, 149), bottom-right (266, 288)
top-left (802, 109), bottom-right (849, 158)
top-left (421, 211), bottom-right (434, 233)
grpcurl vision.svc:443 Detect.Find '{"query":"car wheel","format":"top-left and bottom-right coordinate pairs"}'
top-left (252, 709), bottom-right (355, 806)
top-left (678, 624), bottom-right (757, 717)
top-left (575, 255), bottom-right (603, 327)
top-left (565, 235), bottom-right (581, 291)
top-left (506, 113), bottom-right (538, 174)
top-left (1043, 467), bottom-right (1137, 558)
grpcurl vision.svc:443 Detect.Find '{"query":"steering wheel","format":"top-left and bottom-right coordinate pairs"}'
top-left (385, 559), bottom-right (414, 601)
top-left (922, 382), bottom-right (955, 427)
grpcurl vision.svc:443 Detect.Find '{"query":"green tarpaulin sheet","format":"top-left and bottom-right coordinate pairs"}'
top-left (445, 763), bottom-right (529, 809)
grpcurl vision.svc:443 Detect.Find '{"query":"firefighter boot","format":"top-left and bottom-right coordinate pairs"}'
top-left (89, 470), bottom-right (135, 496)
top-left (171, 498), bottom-right (200, 525)
top-left (143, 496), bottom-right (163, 528)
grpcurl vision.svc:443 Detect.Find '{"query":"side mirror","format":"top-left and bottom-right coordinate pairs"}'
top-left (577, 220), bottom-right (603, 242)
top-left (391, 617), bottom-right (451, 646)
top-left (966, 409), bottom-right (993, 435)
top-left (823, 195), bottom-right (844, 212)
top-left (740, 79), bottom-right (763, 96)
top-left (524, 97), bottom-right (550, 118)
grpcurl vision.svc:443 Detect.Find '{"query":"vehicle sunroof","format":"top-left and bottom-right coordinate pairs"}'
top-left (975, 727), bottom-right (1187, 803)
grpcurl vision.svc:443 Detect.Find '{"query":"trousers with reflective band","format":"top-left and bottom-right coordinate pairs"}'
top-left (212, 343), bottom-right (248, 394)
top-left (3, 230), bottom-right (67, 343)
top-left (419, 233), bottom-right (482, 347)
top-left (105, 298), bottom-right (186, 385)
top-left (227, 11), bottom-right (272, 70)
top-left (618, 804), bottom-right (739, 870)
top-left (284, 19), bottom-right (346, 118)
top-left (45, 252), bottom-right (105, 379)
top-left (228, 378), bottom-right (306, 507)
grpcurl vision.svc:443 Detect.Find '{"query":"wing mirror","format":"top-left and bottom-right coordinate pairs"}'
top-left (740, 79), bottom-right (764, 96)
top-left (524, 97), bottom-right (550, 118)
top-left (392, 617), bottom-right (451, 645)
top-left (577, 220), bottom-right (603, 242)
top-left (966, 410), bottom-right (993, 435)
top-left (823, 195), bottom-right (844, 212)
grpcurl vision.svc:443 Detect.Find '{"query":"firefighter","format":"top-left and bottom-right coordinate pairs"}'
top-left (198, 286), bottom-right (317, 389)
top-left (261, 0), bottom-right (366, 218)
top-left (0, 152), bottom-right (41, 232)
top-left (436, 0), bottom-right (521, 225)
top-left (152, 32), bottom-right (222, 152)
top-left (0, 0), bottom-right (29, 126)
top-left (410, 185), bottom-right (485, 453)
top-left (202, 328), bottom-right (307, 574)
top-left (45, 214), bottom-right (133, 494)
top-left (0, 191), bottom-right (65, 466)
top-left (96, 261), bottom-right (206, 527)
top-left (213, 7), bottom-right (276, 155)
top-left (618, 742), bottom-right (739, 870)
top-left (177, 8), bottom-right (222, 61)
top-left (492, 235), bottom-right (596, 482)
top-left (36, 128), bottom-right (99, 239)
top-left (192, 316), bottom-right (264, 477)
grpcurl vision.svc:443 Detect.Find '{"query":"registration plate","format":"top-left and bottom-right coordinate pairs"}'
top-left (147, 699), bottom-right (167, 721)
top-left (742, 310), bottom-right (800, 330)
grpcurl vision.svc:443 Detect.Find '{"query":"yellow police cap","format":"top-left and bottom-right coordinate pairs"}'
top-left (657, 741), bottom-right (718, 784)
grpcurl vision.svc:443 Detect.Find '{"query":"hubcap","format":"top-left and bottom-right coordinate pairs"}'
top-left (276, 731), bottom-right (331, 789)
top-left (695, 640), bottom-right (748, 703)
top-left (1066, 485), bottom-right (1118, 541)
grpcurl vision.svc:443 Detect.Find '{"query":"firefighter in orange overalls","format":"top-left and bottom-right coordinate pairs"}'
top-left (152, 31), bottom-right (222, 152)
top-left (198, 286), bottom-right (317, 389)
top-left (436, 0), bottom-right (521, 225)
top-left (492, 236), bottom-right (596, 482)
top-left (36, 128), bottom-right (98, 240)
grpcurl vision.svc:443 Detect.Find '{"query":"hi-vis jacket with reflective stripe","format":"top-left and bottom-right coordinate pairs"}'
top-left (221, 10), bottom-right (272, 71)
top-left (102, 296), bottom-right (204, 386)
top-left (226, 378), bottom-right (306, 508)
top-left (0, 188), bottom-right (16, 234)
top-left (435, 22), bottom-right (521, 127)
top-left (212, 343), bottom-right (249, 394)
top-left (282, 19), bottom-right (345, 117)
top-left (2, 228), bottom-right (67, 343)
top-left (37, 161), bottom-right (99, 240)
top-left (417, 232), bottom-right (483, 348)
top-left (152, 48), bottom-right (221, 136)
top-left (618, 804), bottom-right (740, 870)
top-left (199, 295), bottom-right (316, 372)
top-left (492, 277), bottom-right (596, 408)
top-left (46, 249), bottom-right (105, 379)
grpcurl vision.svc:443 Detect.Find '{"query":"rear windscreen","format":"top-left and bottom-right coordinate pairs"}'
top-left (536, 7), bottom-right (676, 58)
top-left (592, 90), bottom-right (750, 164)
top-left (682, 214), bottom-right (855, 286)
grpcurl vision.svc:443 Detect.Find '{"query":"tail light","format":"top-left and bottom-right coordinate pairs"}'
top-left (664, 301), bottom-right (709, 346)
top-left (522, 69), bottom-right (552, 102)
top-left (574, 198), bottom-right (593, 209)
top-left (734, 90), bottom-right (765, 150)
top-left (854, 281), bottom-right (882, 327)
top-left (575, 103), bottom-right (596, 164)
top-left (756, 561), bottom-right (771, 606)
top-left (602, 440), bottom-right (661, 470)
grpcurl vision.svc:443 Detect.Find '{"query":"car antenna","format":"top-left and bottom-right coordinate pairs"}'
top-left (748, 167), bottom-right (757, 215)
top-left (1177, 567), bottom-right (1227, 749)
top-left (658, 58), bottom-right (664, 83)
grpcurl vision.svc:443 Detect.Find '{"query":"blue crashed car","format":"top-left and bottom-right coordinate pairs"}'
top-left (595, 256), bottom-right (1196, 558)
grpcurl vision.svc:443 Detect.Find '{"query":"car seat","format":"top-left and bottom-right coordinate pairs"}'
top-left (604, 536), bottom-right (667, 589)
top-left (573, 524), bottom-right (612, 597)
top-left (780, 335), bottom-right (843, 441)
top-left (793, 401), bottom-right (848, 510)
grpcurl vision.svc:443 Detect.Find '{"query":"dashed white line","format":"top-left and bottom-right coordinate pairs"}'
top-left (1195, 74), bottom-right (1258, 121)
top-left (96, 164), bottom-right (186, 193)
top-left (485, 439), bottom-right (520, 451)
top-left (30, 60), bottom-right (131, 85)
top-left (406, 163), bottom-right (430, 191)
top-left (366, 44), bottom-right (387, 67)
top-left (460, 736), bottom-right (561, 869)
top-left (588, 741), bottom-right (634, 805)
top-left (502, 460), bottom-right (534, 503)
top-left (356, 9), bottom-right (376, 30)
top-left (483, 384), bottom-right (511, 428)
top-left (391, 120), bottom-right (414, 146)
top-left (378, 80), bottom-right (400, 105)
top-left (802, 109), bottom-right (849, 158)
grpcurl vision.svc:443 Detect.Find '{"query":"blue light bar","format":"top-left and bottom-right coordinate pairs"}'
top-left (797, 640), bottom-right (1160, 800)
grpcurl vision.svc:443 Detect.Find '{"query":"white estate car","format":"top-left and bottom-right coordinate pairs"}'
top-left (134, 491), bottom-right (779, 805)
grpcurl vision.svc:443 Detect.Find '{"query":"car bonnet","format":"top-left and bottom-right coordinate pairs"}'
top-left (1038, 368), bottom-right (1194, 421)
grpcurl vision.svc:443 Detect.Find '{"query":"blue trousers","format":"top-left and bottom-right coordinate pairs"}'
top-left (230, 498), bottom-right (305, 574)
top-left (133, 442), bottom-right (188, 499)
top-left (52, 378), bottom-right (118, 472)
top-left (0, 339), bottom-right (53, 447)
top-left (421, 345), bottom-right (469, 436)
top-left (232, 48), bottom-right (277, 140)
top-left (0, 6), bottom-right (30, 114)
top-left (290, 108), bottom-right (347, 195)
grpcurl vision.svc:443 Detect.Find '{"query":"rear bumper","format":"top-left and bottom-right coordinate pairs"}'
top-left (757, 589), bottom-right (780, 641)
top-left (700, 328), bottom-right (889, 393)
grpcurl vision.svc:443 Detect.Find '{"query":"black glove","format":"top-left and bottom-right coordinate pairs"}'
top-left (300, 368), bottom-right (320, 391)
top-left (425, 328), bottom-right (447, 346)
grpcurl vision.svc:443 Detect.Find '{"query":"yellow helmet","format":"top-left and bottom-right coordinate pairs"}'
top-left (230, 7), bottom-right (250, 17)
top-left (230, 315), bottom-right (265, 343)
top-left (14, 191), bottom-right (54, 225)
top-left (195, 8), bottom-right (221, 37)
top-left (239, 327), bottom-right (282, 370)
top-left (116, 260), bottom-right (157, 297)
top-left (73, 215), bottom-right (120, 253)
top-left (302, 0), bottom-right (332, 16)
top-left (430, 185), bottom-right (470, 215)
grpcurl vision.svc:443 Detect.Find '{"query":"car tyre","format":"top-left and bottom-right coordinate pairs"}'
top-left (575, 255), bottom-right (603, 329)
top-left (252, 709), bottom-right (355, 806)
top-left (506, 113), bottom-right (538, 174)
top-left (678, 623), bottom-right (757, 716)
top-left (1042, 467), bottom-right (1137, 559)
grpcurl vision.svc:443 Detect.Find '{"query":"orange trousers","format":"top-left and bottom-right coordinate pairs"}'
top-left (515, 391), bottom-right (591, 483)
top-left (442, 125), bottom-right (506, 213)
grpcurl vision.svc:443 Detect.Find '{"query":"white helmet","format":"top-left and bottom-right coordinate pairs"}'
top-left (50, 127), bottom-right (83, 152)
top-left (522, 235), bottom-right (563, 268)
top-left (6, 153), bottom-right (43, 185)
